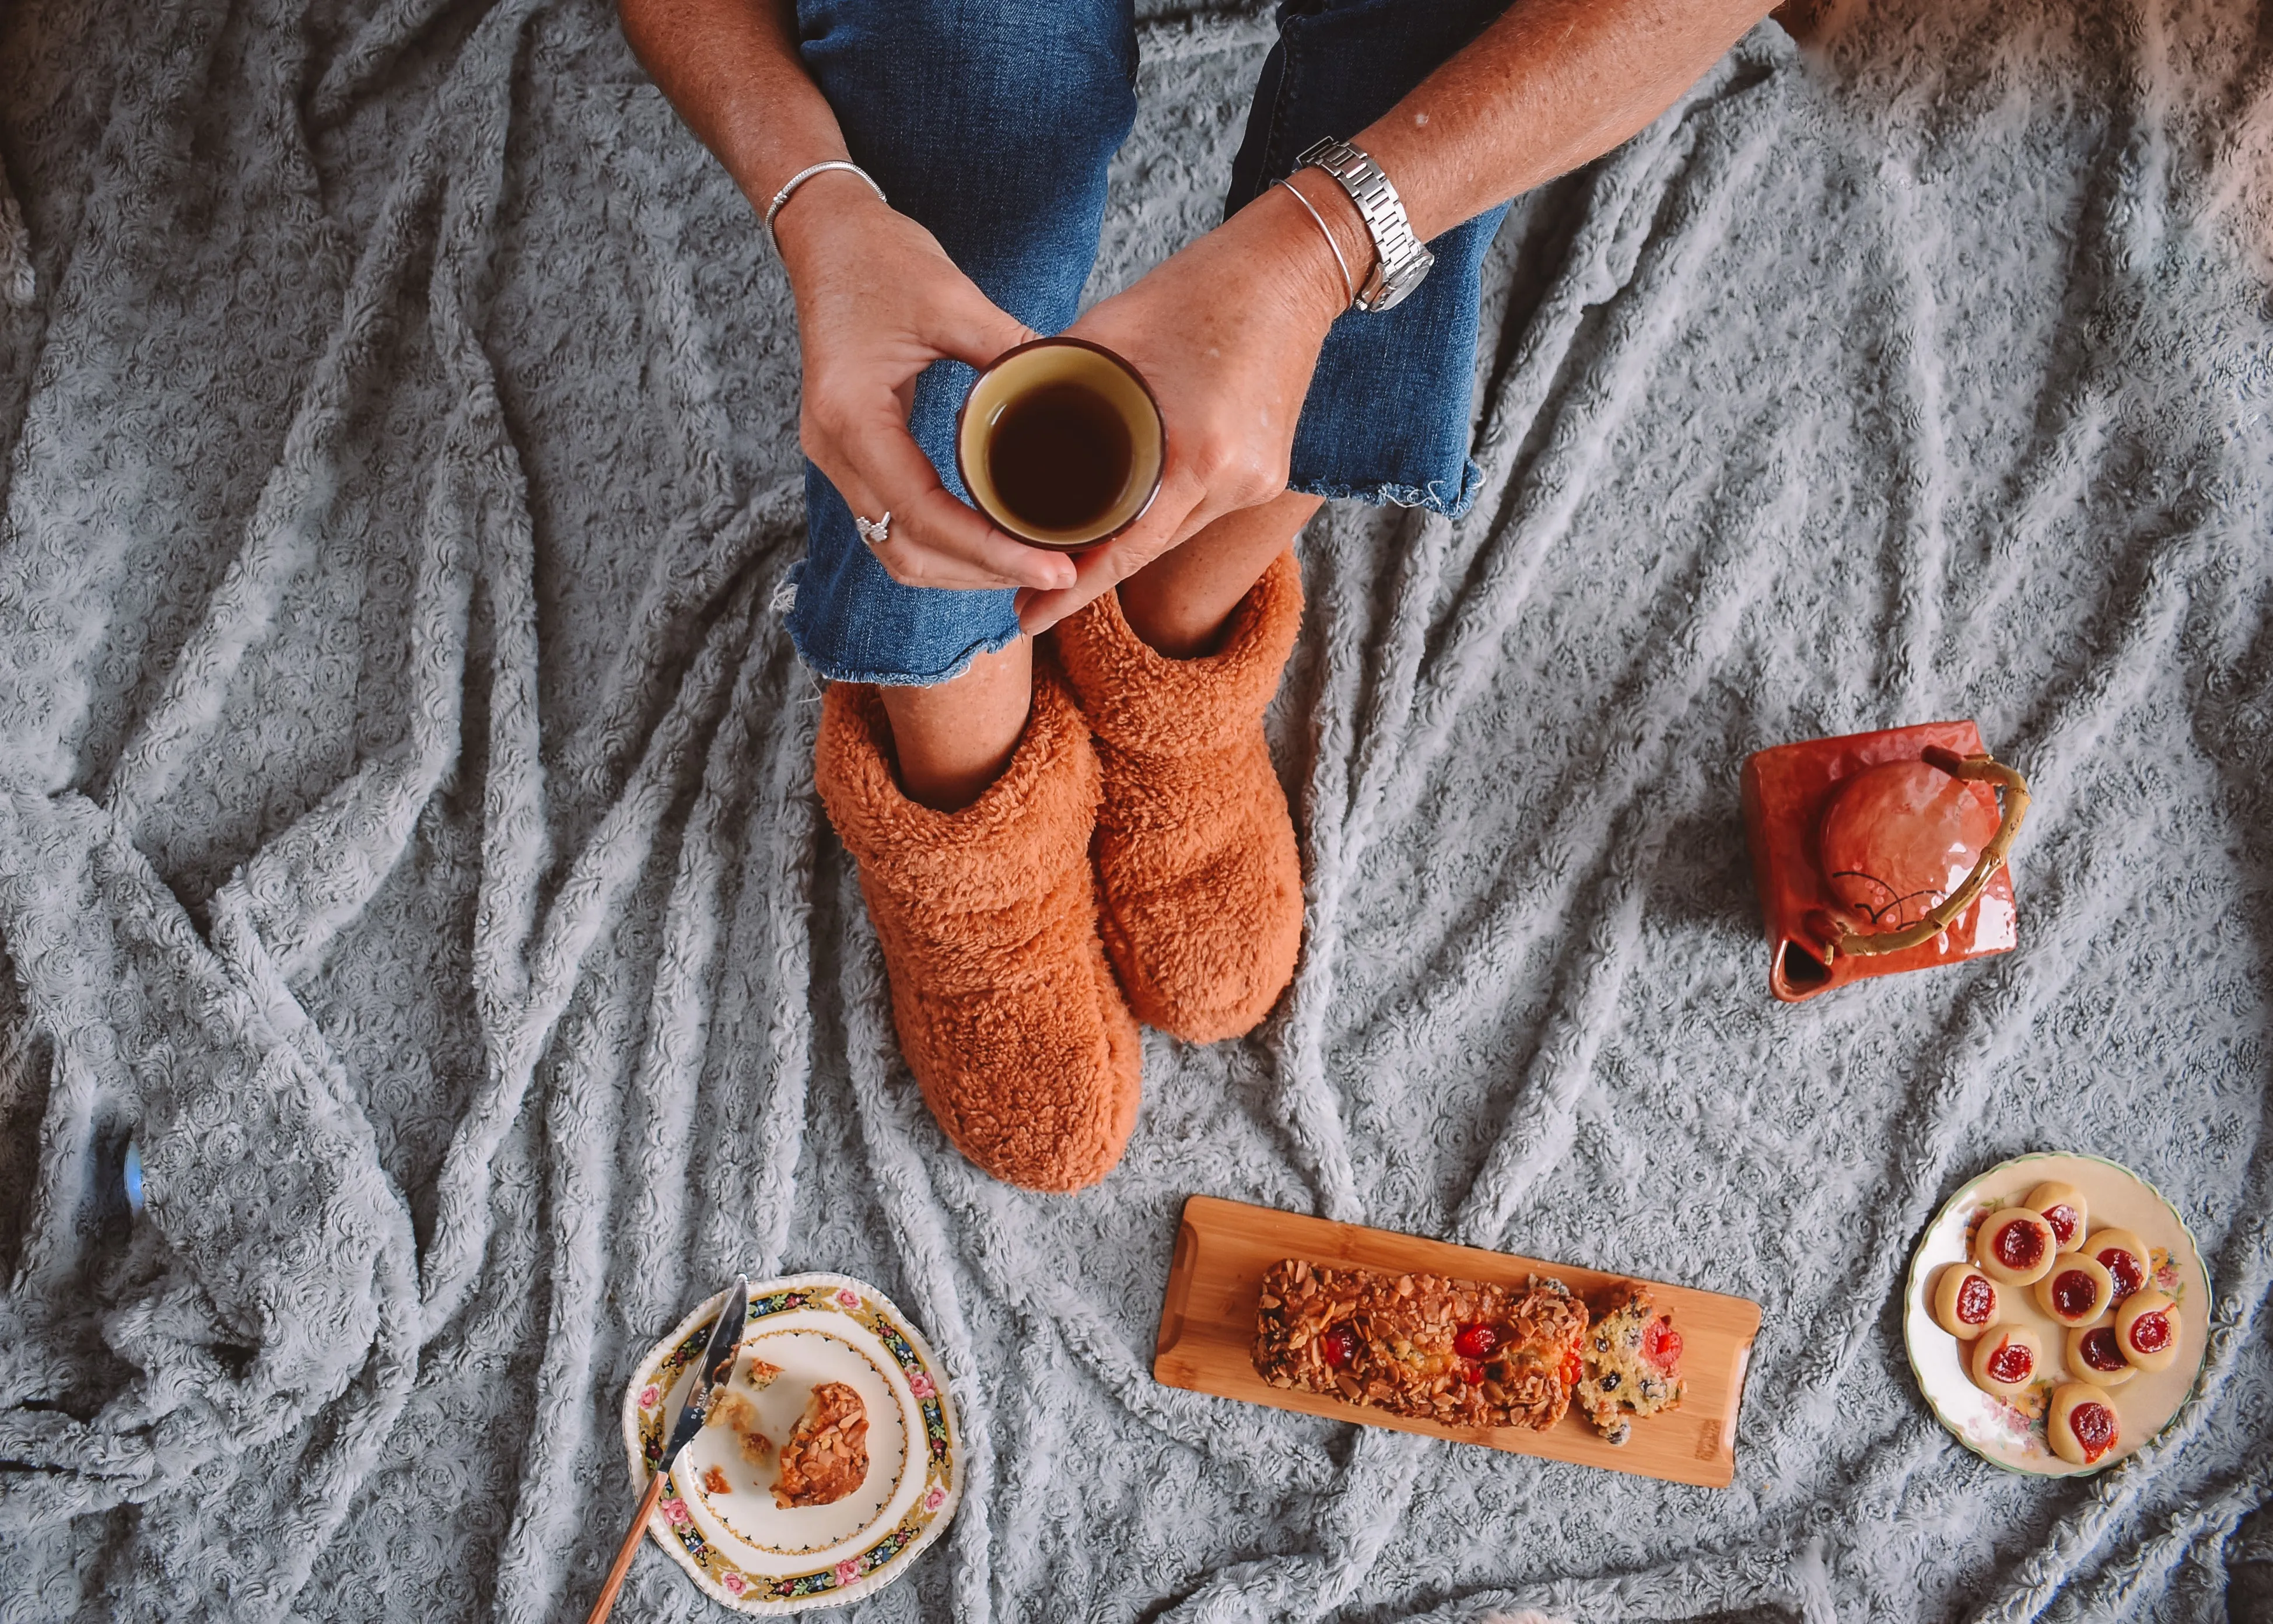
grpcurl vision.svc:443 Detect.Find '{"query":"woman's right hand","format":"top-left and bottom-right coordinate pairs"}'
top-left (772, 183), bottom-right (1075, 592)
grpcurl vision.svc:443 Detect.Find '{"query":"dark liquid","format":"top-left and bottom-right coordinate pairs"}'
top-left (987, 380), bottom-right (1132, 533)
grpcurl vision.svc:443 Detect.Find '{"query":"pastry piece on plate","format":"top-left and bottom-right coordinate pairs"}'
top-left (2081, 1228), bottom-right (2151, 1308)
top-left (2021, 1181), bottom-right (2089, 1252)
top-left (774, 1381), bottom-right (870, 1508)
top-left (1967, 1325), bottom-right (2044, 1400)
top-left (1931, 1264), bottom-right (2003, 1340)
top-left (2114, 1290), bottom-right (2181, 1373)
top-left (705, 1358), bottom-right (784, 1467)
top-left (2046, 1382), bottom-right (2121, 1466)
top-left (1573, 1282), bottom-right (1687, 1446)
top-left (2031, 1253), bottom-right (2114, 1328)
top-left (1973, 1208), bottom-right (2057, 1286)
top-left (2063, 1321), bottom-right (2138, 1389)
top-left (1250, 1260), bottom-right (1589, 1432)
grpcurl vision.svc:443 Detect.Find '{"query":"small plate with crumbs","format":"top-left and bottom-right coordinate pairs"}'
top-left (621, 1273), bottom-right (961, 1612)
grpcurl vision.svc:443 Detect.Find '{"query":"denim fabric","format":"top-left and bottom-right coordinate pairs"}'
top-left (787, 0), bottom-right (1511, 685)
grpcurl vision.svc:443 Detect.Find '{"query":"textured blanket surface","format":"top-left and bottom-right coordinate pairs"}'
top-left (1, 1), bottom-right (2270, 1620)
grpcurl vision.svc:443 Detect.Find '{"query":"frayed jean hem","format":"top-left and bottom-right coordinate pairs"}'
top-left (1290, 455), bottom-right (1486, 521)
top-left (780, 575), bottom-right (1025, 688)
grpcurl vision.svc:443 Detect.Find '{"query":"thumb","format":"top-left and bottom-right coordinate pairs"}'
top-left (926, 281), bottom-right (1041, 371)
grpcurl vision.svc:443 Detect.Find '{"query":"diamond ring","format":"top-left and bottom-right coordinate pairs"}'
top-left (854, 511), bottom-right (891, 550)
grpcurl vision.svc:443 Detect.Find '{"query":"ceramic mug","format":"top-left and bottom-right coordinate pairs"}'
top-left (955, 337), bottom-right (1165, 550)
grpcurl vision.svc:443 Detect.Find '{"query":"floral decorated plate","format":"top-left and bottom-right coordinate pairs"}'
top-left (1903, 1153), bottom-right (2209, 1476)
top-left (621, 1273), bottom-right (962, 1611)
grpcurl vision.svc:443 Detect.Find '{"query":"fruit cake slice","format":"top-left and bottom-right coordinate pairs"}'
top-left (1574, 1283), bottom-right (1686, 1444)
top-left (1251, 1259), bottom-right (1589, 1430)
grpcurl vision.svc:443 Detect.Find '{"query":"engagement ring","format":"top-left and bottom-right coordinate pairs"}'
top-left (854, 511), bottom-right (892, 550)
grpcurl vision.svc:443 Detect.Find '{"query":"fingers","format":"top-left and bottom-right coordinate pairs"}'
top-left (1014, 471), bottom-right (1211, 634)
top-left (815, 405), bottom-right (1076, 593)
top-left (923, 279), bottom-right (1041, 373)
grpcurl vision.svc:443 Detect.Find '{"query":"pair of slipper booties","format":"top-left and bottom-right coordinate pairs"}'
top-left (815, 551), bottom-right (1304, 1192)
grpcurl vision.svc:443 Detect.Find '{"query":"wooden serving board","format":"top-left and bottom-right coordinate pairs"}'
top-left (1153, 1195), bottom-right (1764, 1487)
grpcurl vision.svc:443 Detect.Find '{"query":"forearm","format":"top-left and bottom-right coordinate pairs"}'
top-left (1368, 0), bottom-right (1773, 240)
top-left (1276, 0), bottom-right (1772, 297)
top-left (617, 0), bottom-right (864, 246)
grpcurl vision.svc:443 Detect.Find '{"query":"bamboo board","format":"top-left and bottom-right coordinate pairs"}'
top-left (1153, 1195), bottom-right (1763, 1487)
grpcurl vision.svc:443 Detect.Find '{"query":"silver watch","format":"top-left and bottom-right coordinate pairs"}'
top-left (1294, 136), bottom-right (1434, 313)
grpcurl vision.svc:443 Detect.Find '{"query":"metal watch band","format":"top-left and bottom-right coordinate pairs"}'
top-left (1293, 136), bottom-right (1434, 313)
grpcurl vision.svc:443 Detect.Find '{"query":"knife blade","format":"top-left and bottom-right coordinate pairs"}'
top-left (661, 1274), bottom-right (752, 1468)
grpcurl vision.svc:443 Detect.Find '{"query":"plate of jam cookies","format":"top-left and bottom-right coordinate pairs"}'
top-left (1903, 1153), bottom-right (2209, 1476)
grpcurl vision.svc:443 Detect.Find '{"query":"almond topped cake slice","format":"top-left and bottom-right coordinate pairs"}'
top-left (1574, 1282), bottom-right (1686, 1444)
top-left (1250, 1259), bottom-right (1589, 1430)
top-left (773, 1381), bottom-right (870, 1508)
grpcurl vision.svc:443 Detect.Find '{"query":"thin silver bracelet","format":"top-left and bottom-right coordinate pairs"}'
top-left (1273, 178), bottom-right (1355, 310)
top-left (765, 160), bottom-right (887, 237)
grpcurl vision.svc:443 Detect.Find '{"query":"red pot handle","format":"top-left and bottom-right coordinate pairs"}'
top-left (1809, 747), bottom-right (2031, 961)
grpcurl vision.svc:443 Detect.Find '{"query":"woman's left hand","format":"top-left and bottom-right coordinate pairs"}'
top-left (1013, 186), bottom-right (1353, 634)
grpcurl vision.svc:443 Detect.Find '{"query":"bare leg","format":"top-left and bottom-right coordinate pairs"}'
top-left (877, 636), bottom-right (1034, 811)
top-left (1116, 491), bottom-right (1323, 658)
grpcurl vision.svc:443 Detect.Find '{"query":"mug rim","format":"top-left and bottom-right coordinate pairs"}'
top-left (953, 335), bottom-right (1167, 551)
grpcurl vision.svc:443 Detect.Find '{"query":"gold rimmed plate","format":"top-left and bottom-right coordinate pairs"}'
top-left (1903, 1153), bottom-right (2209, 1476)
top-left (620, 1273), bottom-right (962, 1612)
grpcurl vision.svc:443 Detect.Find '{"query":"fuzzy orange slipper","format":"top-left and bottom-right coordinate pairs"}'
top-left (1052, 550), bottom-right (1305, 1043)
top-left (813, 663), bottom-right (1141, 1192)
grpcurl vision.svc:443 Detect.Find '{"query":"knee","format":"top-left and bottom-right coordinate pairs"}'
top-left (797, 0), bottom-right (1136, 214)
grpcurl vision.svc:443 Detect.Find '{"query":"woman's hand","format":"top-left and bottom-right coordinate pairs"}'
top-left (1011, 184), bottom-right (1353, 634)
top-left (774, 184), bottom-right (1077, 592)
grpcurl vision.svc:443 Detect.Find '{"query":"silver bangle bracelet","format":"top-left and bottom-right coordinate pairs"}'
top-left (1273, 178), bottom-right (1354, 310)
top-left (765, 160), bottom-right (887, 237)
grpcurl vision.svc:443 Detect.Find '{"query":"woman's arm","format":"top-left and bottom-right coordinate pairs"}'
top-left (618, 0), bottom-right (1075, 592)
top-left (1018, 0), bottom-right (1775, 631)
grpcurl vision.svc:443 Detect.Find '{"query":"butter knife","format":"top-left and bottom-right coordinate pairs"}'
top-left (584, 1276), bottom-right (752, 1624)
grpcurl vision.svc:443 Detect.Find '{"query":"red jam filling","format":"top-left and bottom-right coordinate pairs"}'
top-left (2099, 1248), bottom-right (2145, 1303)
top-left (1983, 1339), bottom-right (2033, 1384)
top-left (1321, 1325), bottom-right (1358, 1370)
top-left (2050, 1268), bottom-right (2101, 1320)
top-left (2042, 1203), bottom-right (2081, 1248)
top-left (1956, 1274), bottom-right (1997, 1325)
top-left (1452, 1323), bottom-right (1501, 1360)
top-left (2128, 1311), bottom-right (2173, 1354)
top-left (2078, 1326), bottom-right (2127, 1372)
top-left (1641, 1317), bottom-right (1683, 1373)
top-left (2069, 1401), bottom-right (2116, 1462)
top-left (1562, 1353), bottom-right (1584, 1389)
top-left (1993, 1215), bottom-right (2048, 1271)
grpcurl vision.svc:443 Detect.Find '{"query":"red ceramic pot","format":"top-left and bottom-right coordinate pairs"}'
top-left (1740, 721), bottom-right (2029, 1003)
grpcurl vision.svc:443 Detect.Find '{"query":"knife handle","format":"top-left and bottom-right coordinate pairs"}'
top-left (583, 1467), bottom-right (669, 1624)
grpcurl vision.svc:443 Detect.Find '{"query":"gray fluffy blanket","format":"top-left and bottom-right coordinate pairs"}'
top-left (1, 1), bottom-right (2270, 1619)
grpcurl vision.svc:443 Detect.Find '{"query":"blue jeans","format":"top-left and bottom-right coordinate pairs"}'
top-left (788, 0), bottom-right (1513, 685)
